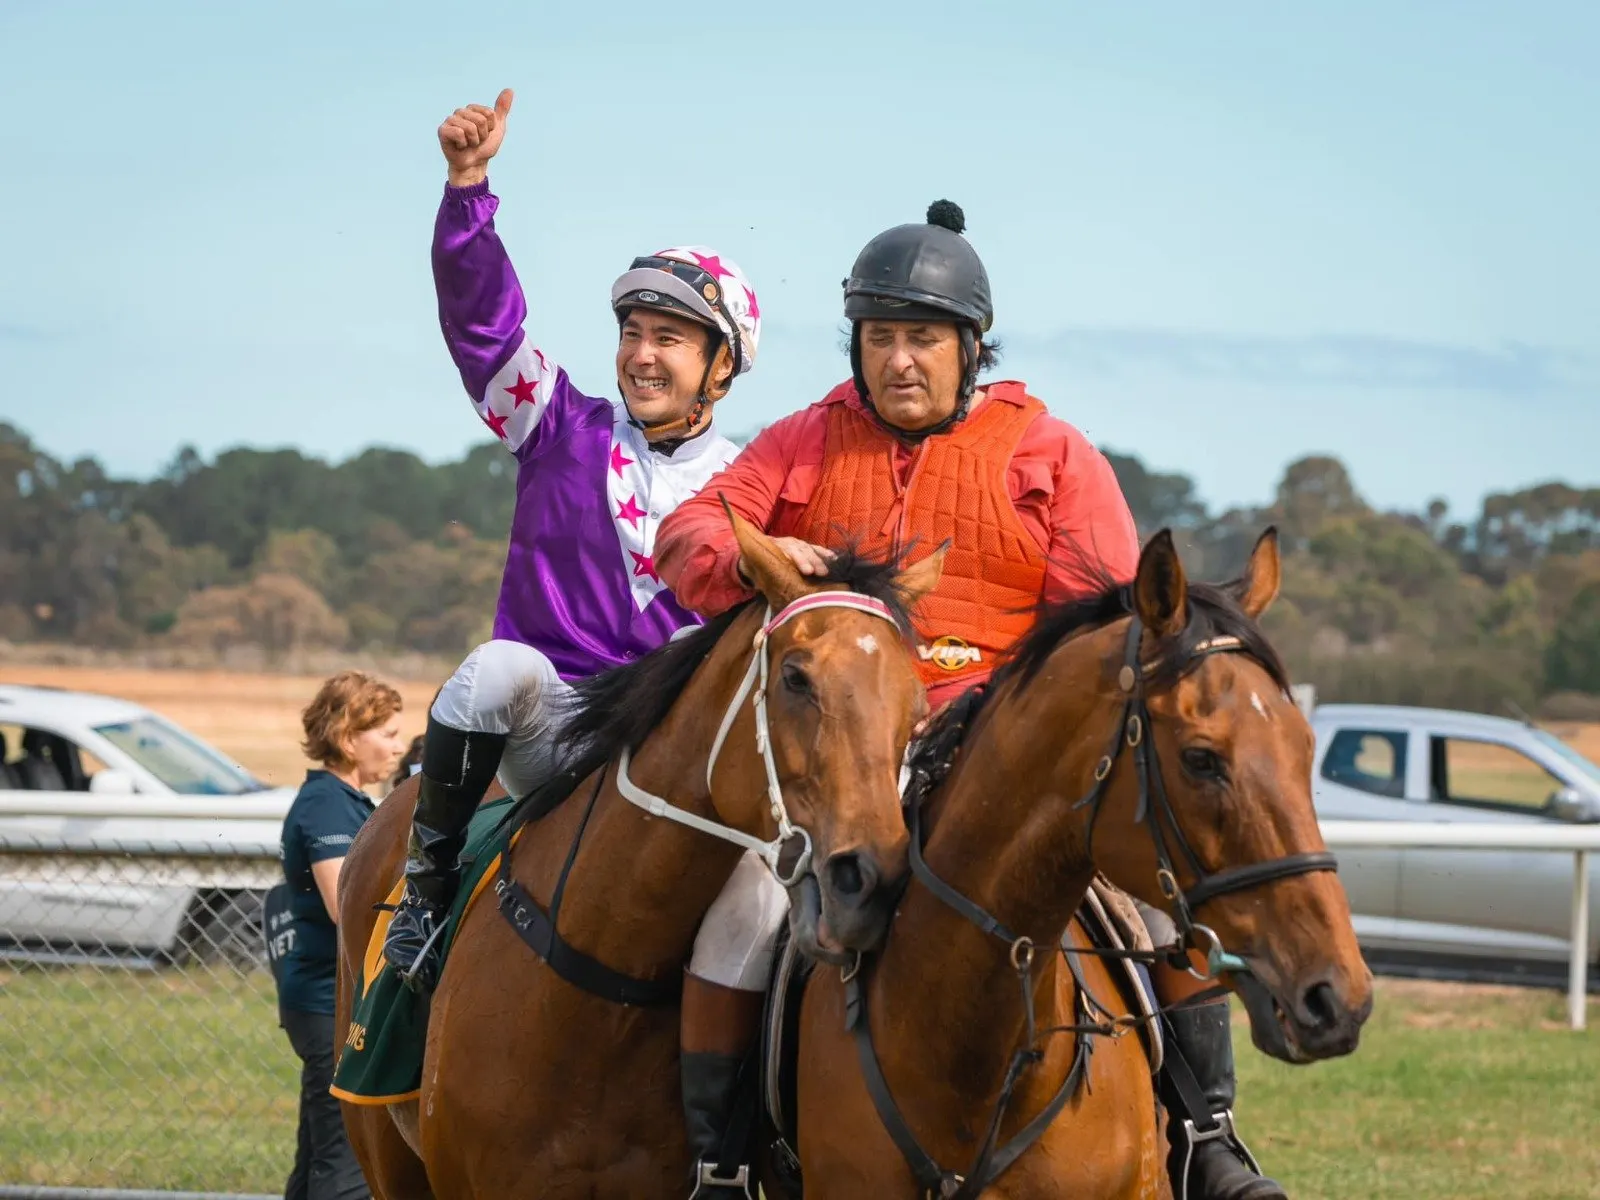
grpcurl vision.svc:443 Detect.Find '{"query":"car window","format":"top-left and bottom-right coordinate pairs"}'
top-left (1529, 728), bottom-right (1600, 787)
top-left (0, 722), bottom-right (95, 791)
top-left (1320, 729), bottom-right (1407, 798)
top-left (93, 716), bottom-right (263, 796)
top-left (1430, 736), bottom-right (1564, 814)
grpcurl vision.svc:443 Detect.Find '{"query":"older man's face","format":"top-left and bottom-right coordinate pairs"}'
top-left (858, 319), bottom-right (965, 432)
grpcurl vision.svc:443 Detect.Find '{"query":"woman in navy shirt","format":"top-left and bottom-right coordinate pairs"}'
top-left (278, 671), bottom-right (406, 1200)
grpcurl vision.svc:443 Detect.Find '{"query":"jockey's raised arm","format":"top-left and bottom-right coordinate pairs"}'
top-left (380, 85), bottom-right (792, 1195)
top-left (431, 89), bottom-right (566, 457)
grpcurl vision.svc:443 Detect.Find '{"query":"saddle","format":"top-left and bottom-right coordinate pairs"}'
top-left (331, 795), bottom-right (520, 1106)
top-left (758, 876), bottom-right (1164, 1193)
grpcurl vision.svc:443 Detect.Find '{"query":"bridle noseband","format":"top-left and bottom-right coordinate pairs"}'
top-left (616, 590), bottom-right (904, 886)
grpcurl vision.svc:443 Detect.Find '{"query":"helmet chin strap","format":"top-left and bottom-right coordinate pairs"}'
top-left (620, 354), bottom-right (719, 455)
top-left (850, 323), bottom-right (979, 445)
top-left (616, 314), bottom-right (728, 454)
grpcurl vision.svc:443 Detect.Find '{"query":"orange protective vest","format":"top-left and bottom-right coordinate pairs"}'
top-left (792, 387), bottom-right (1050, 691)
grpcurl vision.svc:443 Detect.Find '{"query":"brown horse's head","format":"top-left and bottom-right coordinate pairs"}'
top-left (1083, 529), bottom-right (1372, 1063)
top-left (720, 507), bottom-right (943, 962)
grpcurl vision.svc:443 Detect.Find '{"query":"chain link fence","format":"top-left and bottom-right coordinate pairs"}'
top-left (0, 829), bottom-right (297, 1196)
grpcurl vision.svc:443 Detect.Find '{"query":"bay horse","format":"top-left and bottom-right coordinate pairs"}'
top-left (790, 528), bottom-right (1374, 1198)
top-left (335, 509), bottom-right (944, 1198)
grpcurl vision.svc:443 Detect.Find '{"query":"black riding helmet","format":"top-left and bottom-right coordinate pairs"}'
top-left (842, 200), bottom-right (993, 440)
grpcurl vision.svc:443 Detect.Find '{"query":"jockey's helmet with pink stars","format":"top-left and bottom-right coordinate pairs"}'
top-left (610, 247), bottom-right (761, 379)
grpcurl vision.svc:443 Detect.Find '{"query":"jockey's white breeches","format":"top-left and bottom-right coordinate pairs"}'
top-left (432, 637), bottom-right (789, 992)
top-left (431, 639), bottom-right (576, 796)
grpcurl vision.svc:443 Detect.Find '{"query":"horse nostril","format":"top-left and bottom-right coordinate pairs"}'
top-left (824, 852), bottom-right (877, 906)
top-left (1302, 981), bottom-right (1342, 1031)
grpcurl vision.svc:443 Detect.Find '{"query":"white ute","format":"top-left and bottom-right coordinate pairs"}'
top-left (0, 683), bottom-right (299, 968)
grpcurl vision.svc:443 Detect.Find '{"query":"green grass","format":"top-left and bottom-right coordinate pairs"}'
top-left (1, 968), bottom-right (1596, 1196)
top-left (0, 966), bottom-right (298, 1191)
top-left (1235, 979), bottom-right (1600, 1199)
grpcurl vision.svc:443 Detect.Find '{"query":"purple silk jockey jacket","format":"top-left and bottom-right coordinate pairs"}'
top-left (432, 180), bottom-right (741, 681)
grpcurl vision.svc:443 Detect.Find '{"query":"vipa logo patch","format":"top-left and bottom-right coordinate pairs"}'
top-left (918, 635), bottom-right (982, 672)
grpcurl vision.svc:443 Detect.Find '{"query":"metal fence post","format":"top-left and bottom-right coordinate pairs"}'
top-left (1572, 848), bottom-right (1592, 1032)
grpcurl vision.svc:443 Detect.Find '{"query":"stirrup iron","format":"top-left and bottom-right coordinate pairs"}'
top-left (689, 1160), bottom-right (753, 1198)
top-left (1174, 1107), bottom-right (1263, 1200)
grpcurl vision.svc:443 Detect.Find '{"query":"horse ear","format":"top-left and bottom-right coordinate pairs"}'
top-left (894, 541), bottom-right (948, 607)
top-left (1133, 529), bottom-right (1188, 639)
top-left (1232, 526), bottom-right (1282, 619)
top-left (721, 494), bottom-right (807, 608)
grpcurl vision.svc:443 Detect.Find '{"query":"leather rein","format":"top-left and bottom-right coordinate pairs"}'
top-left (844, 615), bottom-right (1339, 1200)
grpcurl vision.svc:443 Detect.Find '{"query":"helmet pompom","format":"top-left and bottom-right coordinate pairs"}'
top-left (926, 199), bottom-right (966, 234)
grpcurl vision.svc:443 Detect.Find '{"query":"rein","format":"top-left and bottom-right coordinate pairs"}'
top-left (846, 615), bottom-right (1339, 1200)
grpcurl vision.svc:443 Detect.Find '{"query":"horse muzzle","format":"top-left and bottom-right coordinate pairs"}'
top-left (1235, 964), bottom-right (1372, 1063)
top-left (786, 848), bottom-right (902, 965)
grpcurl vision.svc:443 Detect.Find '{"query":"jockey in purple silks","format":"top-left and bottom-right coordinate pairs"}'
top-left (381, 88), bottom-right (780, 1193)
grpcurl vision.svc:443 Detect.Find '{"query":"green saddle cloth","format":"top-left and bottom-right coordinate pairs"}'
top-left (330, 795), bottom-right (516, 1105)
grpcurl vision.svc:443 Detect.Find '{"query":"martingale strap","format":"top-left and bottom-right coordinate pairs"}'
top-left (494, 767), bottom-right (682, 1008)
top-left (845, 961), bottom-right (1092, 1200)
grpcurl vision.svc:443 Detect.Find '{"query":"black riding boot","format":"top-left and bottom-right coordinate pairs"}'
top-left (683, 1052), bottom-right (755, 1197)
top-left (381, 715), bottom-right (507, 995)
top-left (682, 974), bottom-right (762, 1197)
top-left (1161, 1002), bottom-right (1286, 1200)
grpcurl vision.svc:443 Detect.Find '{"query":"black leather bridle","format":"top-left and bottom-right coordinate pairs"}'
top-left (843, 615), bottom-right (1339, 1200)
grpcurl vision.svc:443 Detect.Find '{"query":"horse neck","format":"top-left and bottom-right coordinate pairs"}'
top-left (874, 624), bottom-right (1124, 1083)
top-left (529, 609), bottom-right (765, 978)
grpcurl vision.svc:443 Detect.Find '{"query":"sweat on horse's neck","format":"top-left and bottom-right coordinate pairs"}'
top-left (518, 607), bottom-right (767, 980)
top-left (876, 622), bottom-right (1127, 1083)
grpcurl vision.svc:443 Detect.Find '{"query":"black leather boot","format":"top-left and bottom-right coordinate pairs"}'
top-left (381, 715), bottom-right (507, 994)
top-left (1161, 1001), bottom-right (1286, 1200)
top-left (683, 1051), bottom-right (755, 1198)
top-left (682, 974), bottom-right (763, 1197)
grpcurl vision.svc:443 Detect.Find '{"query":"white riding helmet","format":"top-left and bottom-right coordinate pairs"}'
top-left (610, 246), bottom-right (762, 378)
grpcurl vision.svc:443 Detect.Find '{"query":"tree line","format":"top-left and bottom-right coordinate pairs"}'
top-left (2, 421), bottom-right (1597, 716)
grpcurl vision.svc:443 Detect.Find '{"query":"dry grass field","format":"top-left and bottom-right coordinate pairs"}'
top-left (3, 663), bottom-right (1599, 792)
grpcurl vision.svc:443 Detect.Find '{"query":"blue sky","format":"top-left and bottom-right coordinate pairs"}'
top-left (1, 0), bottom-right (1594, 519)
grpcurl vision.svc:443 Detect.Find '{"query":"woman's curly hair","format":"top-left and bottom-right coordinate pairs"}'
top-left (300, 670), bottom-right (403, 768)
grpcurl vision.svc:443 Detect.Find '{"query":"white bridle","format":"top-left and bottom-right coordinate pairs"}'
top-left (615, 590), bottom-right (904, 886)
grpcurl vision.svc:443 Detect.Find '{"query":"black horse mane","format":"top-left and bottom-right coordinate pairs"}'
top-left (556, 543), bottom-right (917, 777)
top-left (496, 542), bottom-right (921, 833)
top-left (905, 544), bottom-right (1290, 804)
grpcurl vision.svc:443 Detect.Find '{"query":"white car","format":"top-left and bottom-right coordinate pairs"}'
top-left (1310, 703), bottom-right (1600, 986)
top-left (0, 683), bottom-right (297, 968)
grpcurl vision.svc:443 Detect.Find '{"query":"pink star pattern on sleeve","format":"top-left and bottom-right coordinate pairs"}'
top-left (476, 335), bottom-right (561, 453)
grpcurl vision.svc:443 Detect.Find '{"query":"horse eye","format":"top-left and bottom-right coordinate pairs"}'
top-left (781, 660), bottom-right (813, 696)
top-left (1181, 747), bottom-right (1227, 782)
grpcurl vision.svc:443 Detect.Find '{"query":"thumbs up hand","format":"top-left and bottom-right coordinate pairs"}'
top-left (439, 88), bottom-right (514, 187)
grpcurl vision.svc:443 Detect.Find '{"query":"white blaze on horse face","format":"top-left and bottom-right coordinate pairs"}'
top-left (1250, 691), bottom-right (1270, 721)
top-left (856, 633), bottom-right (880, 656)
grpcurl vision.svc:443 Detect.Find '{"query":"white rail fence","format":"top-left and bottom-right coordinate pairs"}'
top-left (1318, 819), bottom-right (1598, 1030)
top-left (0, 805), bottom-right (1593, 1194)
